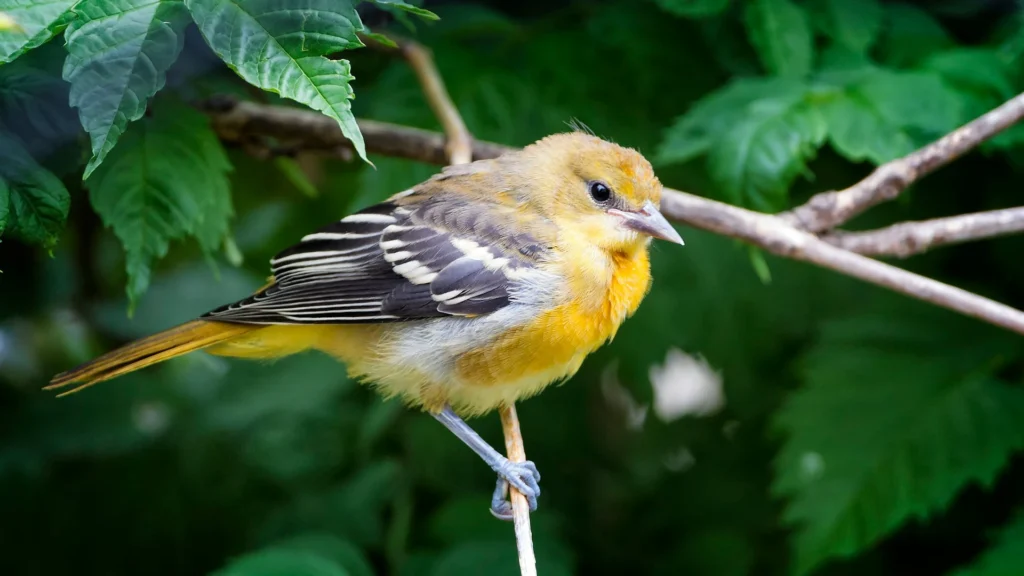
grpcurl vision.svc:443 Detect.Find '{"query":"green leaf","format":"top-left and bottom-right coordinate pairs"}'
top-left (705, 84), bottom-right (825, 210)
top-left (954, 511), bottom-right (1024, 576)
top-left (0, 59), bottom-right (79, 162)
top-left (0, 177), bottom-right (10, 234)
top-left (212, 549), bottom-right (351, 576)
top-left (0, 0), bottom-right (76, 64)
top-left (821, 89), bottom-right (915, 164)
top-left (744, 0), bottom-right (813, 78)
top-left (811, 0), bottom-right (882, 54)
top-left (430, 541), bottom-right (573, 576)
top-left (63, 0), bottom-right (191, 179)
top-left (364, 0), bottom-right (439, 21)
top-left (86, 101), bottom-right (233, 308)
top-left (747, 246), bottom-right (771, 284)
top-left (773, 318), bottom-right (1024, 575)
top-left (877, 3), bottom-right (953, 68)
top-left (856, 69), bottom-right (962, 136)
top-left (657, 77), bottom-right (806, 165)
top-left (650, 0), bottom-right (730, 19)
top-left (273, 534), bottom-right (375, 576)
top-left (819, 67), bottom-right (963, 164)
top-left (186, 0), bottom-right (369, 163)
top-left (923, 49), bottom-right (1016, 102)
top-left (0, 132), bottom-right (70, 245)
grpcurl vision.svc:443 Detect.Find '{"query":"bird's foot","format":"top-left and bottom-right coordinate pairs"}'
top-left (489, 458), bottom-right (541, 521)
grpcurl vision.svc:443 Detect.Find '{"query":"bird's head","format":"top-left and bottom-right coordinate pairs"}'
top-left (518, 132), bottom-right (684, 255)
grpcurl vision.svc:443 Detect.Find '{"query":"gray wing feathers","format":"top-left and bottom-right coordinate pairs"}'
top-left (202, 195), bottom-right (547, 325)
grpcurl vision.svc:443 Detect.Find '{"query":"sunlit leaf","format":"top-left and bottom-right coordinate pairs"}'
top-left (921, 49), bottom-right (1017, 132)
top-left (63, 0), bottom-right (191, 178)
top-left (744, 0), bottom-right (813, 78)
top-left (820, 89), bottom-right (914, 164)
top-left (86, 101), bottom-right (233, 308)
top-left (705, 83), bottom-right (825, 210)
top-left (657, 77), bottom-right (806, 165)
top-left (186, 0), bottom-right (369, 162)
top-left (0, 0), bottom-right (75, 63)
top-left (856, 69), bottom-right (962, 136)
top-left (0, 132), bottom-right (70, 246)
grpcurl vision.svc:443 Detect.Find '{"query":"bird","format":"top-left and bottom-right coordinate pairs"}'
top-left (47, 131), bottom-right (684, 519)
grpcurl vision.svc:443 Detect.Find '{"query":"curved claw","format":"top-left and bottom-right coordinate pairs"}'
top-left (490, 478), bottom-right (514, 520)
top-left (490, 458), bottom-right (541, 519)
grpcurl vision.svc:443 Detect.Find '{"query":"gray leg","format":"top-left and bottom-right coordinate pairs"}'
top-left (432, 405), bottom-right (541, 519)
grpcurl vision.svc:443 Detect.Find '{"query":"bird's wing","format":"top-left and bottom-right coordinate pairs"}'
top-left (203, 192), bottom-right (551, 324)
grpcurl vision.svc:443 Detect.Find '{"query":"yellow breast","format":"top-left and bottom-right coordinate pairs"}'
top-left (451, 247), bottom-right (652, 411)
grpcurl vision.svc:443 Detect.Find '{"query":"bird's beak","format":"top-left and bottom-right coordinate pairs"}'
top-left (609, 200), bottom-right (685, 245)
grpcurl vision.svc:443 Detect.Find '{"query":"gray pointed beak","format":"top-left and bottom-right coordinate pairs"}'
top-left (610, 200), bottom-right (685, 245)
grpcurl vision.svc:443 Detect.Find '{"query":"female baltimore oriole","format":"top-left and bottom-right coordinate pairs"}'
top-left (48, 131), bottom-right (684, 518)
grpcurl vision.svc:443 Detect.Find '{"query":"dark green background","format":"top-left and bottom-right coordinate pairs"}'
top-left (3, 1), bottom-right (1024, 575)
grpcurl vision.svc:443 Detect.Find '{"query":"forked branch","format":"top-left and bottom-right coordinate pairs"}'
top-left (202, 93), bottom-right (1024, 337)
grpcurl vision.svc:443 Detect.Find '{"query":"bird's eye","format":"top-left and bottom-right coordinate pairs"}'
top-left (588, 181), bottom-right (612, 203)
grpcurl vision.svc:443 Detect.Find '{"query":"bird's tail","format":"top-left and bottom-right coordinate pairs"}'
top-left (46, 320), bottom-right (258, 397)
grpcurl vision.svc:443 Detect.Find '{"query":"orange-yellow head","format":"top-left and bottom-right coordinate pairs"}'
top-left (514, 131), bottom-right (684, 254)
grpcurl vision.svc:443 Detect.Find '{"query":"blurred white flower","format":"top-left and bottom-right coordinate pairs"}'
top-left (649, 348), bottom-right (724, 422)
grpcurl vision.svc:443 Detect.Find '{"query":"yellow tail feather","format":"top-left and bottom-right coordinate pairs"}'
top-left (46, 320), bottom-right (258, 397)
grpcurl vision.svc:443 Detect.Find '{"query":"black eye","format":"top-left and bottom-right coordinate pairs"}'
top-left (589, 181), bottom-right (612, 203)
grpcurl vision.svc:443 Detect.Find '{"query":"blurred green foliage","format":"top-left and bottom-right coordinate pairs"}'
top-left (2, 0), bottom-right (1024, 574)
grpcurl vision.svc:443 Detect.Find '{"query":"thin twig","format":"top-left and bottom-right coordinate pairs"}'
top-left (660, 193), bottom-right (1024, 335)
top-left (399, 40), bottom-right (473, 165)
top-left (822, 207), bottom-right (1024, 258)
top-left (782, 93), bottom-right (1024, 233)
top-left (201, 99), bottom-right (1024, 338)
top-left (500, 404), bottom-right (537, 576)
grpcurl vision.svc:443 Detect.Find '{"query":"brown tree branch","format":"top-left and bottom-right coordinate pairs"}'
top-left (202, 99), bottom-right (1024, 338)
top-left (822, 207), bottom-right (1024, 258)
top-left (660, 193), bottom-right (1024, 335)
top-left (781, 93), bottom-right (1024, 233)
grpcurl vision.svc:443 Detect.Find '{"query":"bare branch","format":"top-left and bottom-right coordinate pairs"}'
top-left (782, 93), bottom-right (1024, 233)
top-left (660, 193), bottom-right (1024, 335)
top-left (201, 99), bottom-right (1024, 338)
top-left (500, 405), bottom-right (538, 576)
top-left (399, 40), bottom-right (474, 165)
top-left (822, 207), bottom-right (1024, 258)
top-left (203, 97), bottom-right (508, 163)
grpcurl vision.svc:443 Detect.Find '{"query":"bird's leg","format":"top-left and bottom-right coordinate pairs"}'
top-left (432, 404), bottom-right (541, 519)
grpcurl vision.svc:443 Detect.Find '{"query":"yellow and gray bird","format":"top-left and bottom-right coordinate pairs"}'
top-left (48, 131), bottom-right (684, 518)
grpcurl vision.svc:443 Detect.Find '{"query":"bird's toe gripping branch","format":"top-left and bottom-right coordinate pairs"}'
top-left (490, 459), bottom-right (541, 520)
top-left (432, 404), bottom-right (542, 520)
